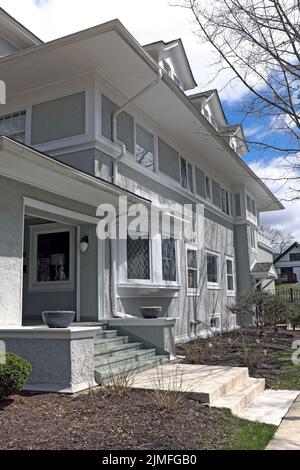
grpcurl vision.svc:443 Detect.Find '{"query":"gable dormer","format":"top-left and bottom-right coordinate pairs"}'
top-left (221, 124), bottom-right (249, 157)
top-left (189, 90), bottom-right (228, 132)
top-left (0, 8), bottom-right (42, 58)
top-left (143, 39), bottom-right (197, 91)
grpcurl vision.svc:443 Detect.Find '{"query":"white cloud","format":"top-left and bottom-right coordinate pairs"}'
top-left (250, 156), bottom-right (300, 239)
top-left (0, 0), bottom-right (245, 102)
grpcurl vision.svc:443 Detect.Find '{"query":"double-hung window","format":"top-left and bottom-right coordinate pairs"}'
top-left (162, 238), bottom-right (177, 282)
top-left (187, 247), bottom-right (198, 291)
top-left (180, 157), bottom-right (193, 192)
top-left (135, 124), bottom-right (154, 171)
top-left (226, 258), bottom-right (235, 294)
top-left (207, 252), bottom-right (220, 288)
top-left (221, 188), bottom-right (231, 215)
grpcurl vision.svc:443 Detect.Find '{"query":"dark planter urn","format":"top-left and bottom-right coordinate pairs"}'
top-left (42, 311), bottom-right (75, 328)
top-left (140, 306), bottom-right (162, 319)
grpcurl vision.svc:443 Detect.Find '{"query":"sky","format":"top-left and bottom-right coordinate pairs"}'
top-left (1, 0), bottom-right (299, 238)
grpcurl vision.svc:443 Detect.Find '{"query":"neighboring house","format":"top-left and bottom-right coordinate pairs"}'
top-left (0, 9), bottom-right (283, 391)
top-left (274, 242), bottom-right (300, 284)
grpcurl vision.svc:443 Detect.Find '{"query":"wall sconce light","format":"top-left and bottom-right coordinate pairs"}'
top-left (80, 236), bottom-right (89, 253)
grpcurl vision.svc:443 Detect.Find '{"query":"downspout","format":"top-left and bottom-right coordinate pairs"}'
top-left (110, 70), bottom-right (162, 319)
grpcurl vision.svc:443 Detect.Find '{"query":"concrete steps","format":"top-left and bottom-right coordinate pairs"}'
top-left (212, 377), bottom-right (266, 415)
top-left (93, 328), bottom-right (169, 386)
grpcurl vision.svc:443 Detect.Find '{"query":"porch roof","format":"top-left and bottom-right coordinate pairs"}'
top-left (251, 262), bottom-right (278, 280)
top-left (0, 136), bottom-right (151, 208)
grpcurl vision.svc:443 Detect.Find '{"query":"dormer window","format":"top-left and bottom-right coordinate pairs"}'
top-left (173, 75), bottom-right (182, 89)
top-left (161, 60), bottom-right (172, 77)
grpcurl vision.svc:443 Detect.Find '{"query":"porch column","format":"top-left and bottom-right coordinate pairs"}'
top-left (0, 181), bottom-right (23, 326)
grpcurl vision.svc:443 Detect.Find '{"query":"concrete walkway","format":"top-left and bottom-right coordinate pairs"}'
top-left (239, 390), bottom-right (300, 425)
top-left (266, 396), bottom-right (300, 450)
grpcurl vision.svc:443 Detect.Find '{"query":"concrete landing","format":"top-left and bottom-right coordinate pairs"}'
top-left (131, 363), bottom-right (250, 403)
top-left (266, 395), bottom-right (300, 450)
top-left (239, 390), bottom-right (300, 426)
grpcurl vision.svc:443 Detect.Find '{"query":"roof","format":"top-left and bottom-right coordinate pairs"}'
top-left (189, 89), bottom-right (228, 125)
top-left (0, 7), bottom-right (43, 48)
top-left (143, 38), bottom-right (197, 90)
top-left (251, 262), bottom-right (278, 279)
top-left (274, 242), bottom-right (299, 263)
top-left (0, 136), bottom-right (151, 206)
top-left (0, 18), bottom-right (284, 212)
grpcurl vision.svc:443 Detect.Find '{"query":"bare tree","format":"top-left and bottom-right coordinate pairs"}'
top-left (178, 0), bottom-right (300, 155)
top-left (262, 225), bottom-right (294, 253)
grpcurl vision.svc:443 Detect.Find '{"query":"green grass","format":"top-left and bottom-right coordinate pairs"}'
top-left (217, 412), bottom-right (277, 450)
top-left (275, 284), bottom-right (300, 291)
top-left (270, 351), bottom-right (300, 390)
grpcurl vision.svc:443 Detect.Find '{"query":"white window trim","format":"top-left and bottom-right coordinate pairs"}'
top-left (225, 256), bottom-right (236, 296)
top-left (186, 244), bottom-right (199, 296)
top-left (206, 250), bottom-right (221, 290)
top-left (29, 223), bottom-right (75, 293)
top-left (250, 227), bottom-right (257, 253)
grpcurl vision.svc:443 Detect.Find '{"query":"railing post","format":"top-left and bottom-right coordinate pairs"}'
top-left (290, 288), bottom-right (294, 304)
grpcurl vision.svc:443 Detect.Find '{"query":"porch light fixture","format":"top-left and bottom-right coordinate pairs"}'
top-left (80, 236), bottom-right (89, 253)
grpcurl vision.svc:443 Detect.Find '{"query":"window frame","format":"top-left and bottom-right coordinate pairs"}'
top-left (206, 250), bottom-right (220, 289)
top-left (250, 227), bottom-right (257, 251)
top-left (186, 244), bottom-right (199, 295)
top-left (135, 122), bottom-right (155, 171)
top-left (126, 232), bottom-right (151, 282)
top-left (29, 223), bottom-right (75, 293)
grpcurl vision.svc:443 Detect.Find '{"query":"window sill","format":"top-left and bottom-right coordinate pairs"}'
top-left (226, 291), bottom-right (236, 297)
top-left (118, 283), bottom-right (181, 290)
top-left (207, 283), bottom-right (221, 290)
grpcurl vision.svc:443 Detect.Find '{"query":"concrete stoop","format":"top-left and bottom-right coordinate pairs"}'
top-left (93, 327), bottom-right (170, 386)
top-left (130, 363), bottom-right (266, 416)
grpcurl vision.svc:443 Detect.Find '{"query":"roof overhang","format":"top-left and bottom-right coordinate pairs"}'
top-left (0, 20), bottom-right (283, 213)
top-left (0, 137), bottom-right (150, 209)
top-left (251, 263), bottom-right (278, 280)
top-left (0, 8), bottom-right (42, 49)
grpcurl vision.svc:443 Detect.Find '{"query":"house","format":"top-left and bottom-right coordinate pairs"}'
top-left (0, 8), bottom-right (283, 392)
top-left (274, 242), bottom-right (300, 284)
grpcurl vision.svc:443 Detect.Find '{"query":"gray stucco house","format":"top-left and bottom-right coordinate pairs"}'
top-left (0, 9), bottom-right (283, 392)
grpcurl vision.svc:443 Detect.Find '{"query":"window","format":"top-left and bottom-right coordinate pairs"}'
top-left (220, 189), bottom-right (231, 215)
top-left (210, 315), bottom-right (220, 329)
top-left (251, 199), bottom-right (256, 216)
top-left (135, 124), bottom-right (154, 171)
top-left (29, 224), bottom-right (75, 292)
top-left (180, 157), bottom-right (193, 192)
top-left (226, 258), bottom-right (235, 293)
top-left (101, 95), bottom-right (134, 154)
top-left (290, 253), bottom-right (300, 262)
top-left (173, 75), bottom-right (182, 89)
top-left (235, 193), bottom-right (241, 217)
top-left (250, 228), bottom-right (257, 249)
top-left (158, 138), bottom-right (180, 181)
top-left (195, 167), bottom-right (205, 198)
top-left (205, 177), bottom-right (212, 200)
top-left (162, 238), bottom-right (177, 282)
top-left (187, 248), bottom-right (198, 289)
top-left (246, 194), bottom-right (256, 217)
top-left (162, 60), bottom-right (171, 76)
top-left (0, 110), bottom-right (26, 143)
top-left (212, 180), bottom-right (221, 208)
top-left (127, 235), bottom-right (150, 280)
top-left (207, 252), bottom-right (219, 286)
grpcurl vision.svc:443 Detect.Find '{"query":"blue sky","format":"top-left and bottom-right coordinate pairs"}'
top-left (1, 0), bottom-right (299, 237)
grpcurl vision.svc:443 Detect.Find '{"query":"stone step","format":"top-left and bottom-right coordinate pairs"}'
top-left (211, 378), bottom-right (266, 415)
top-left (94, 348), bottom-right (157, 367)
top-left (94, 341), bottom-right (144, 358)
top-left (95, 329), bottom-right (118, 339)
top-left (95, 355), bottom-right (170, 385)
top-left (94, 336), bottom-right (129, 352)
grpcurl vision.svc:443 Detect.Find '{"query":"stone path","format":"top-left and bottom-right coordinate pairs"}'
top-left (266, 396), bottom-right (300, 450)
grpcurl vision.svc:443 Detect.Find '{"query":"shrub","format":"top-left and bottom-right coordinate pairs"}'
top-left (0, 352), bottom-right (32, 399)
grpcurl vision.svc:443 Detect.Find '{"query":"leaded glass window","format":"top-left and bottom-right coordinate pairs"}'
top-left (127, 235), bottom-right (150, 280)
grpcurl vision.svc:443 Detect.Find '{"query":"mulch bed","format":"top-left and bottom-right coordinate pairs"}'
top-left (177, 328), bottom-right (300, 388)
top-left (0, 390), bottom-right (234, 450)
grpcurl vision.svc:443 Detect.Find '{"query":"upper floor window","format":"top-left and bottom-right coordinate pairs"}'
top-left (162, 238), bottom-right (177, 282)
top-left (250, 228), bottom-right (257, 250)
top-left (221, 188), bottom-right (231, 215)
top-left (0, 110), bottom-right (26, 143)
top-left (247, 194), bottom-right (256, 217)
top-left (180, 157), bottom-right (194, 192)
top-left (161, 60), bottom-right (172, 77)
top-left (235, 193), bottom-right (242, 217)
top-left (135, 124), bottom-right (154, 171)
top-left (205, 176), bottom-right (212, 200)
top-left (173, 75), bottom-right (182, 89)
top-left (101, 94), bottom-right (134, 154)
top-left (290, 253), bottom-right (300, 262)
top-left (158, 137), bottom-right (180, 182)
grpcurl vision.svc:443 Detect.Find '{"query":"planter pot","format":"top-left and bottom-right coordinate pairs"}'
top-left (42, 311), bottom-right (75, 328)
top-left (140, 306), bottom-right (162, 319)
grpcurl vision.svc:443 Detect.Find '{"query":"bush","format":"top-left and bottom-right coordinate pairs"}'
top-left (0, 353), bottom-right (32, 400)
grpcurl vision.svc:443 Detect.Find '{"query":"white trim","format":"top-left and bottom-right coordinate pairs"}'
top-left (29, 223), bottom-right (75, 293)
top-left (225, 255), bottom-right (236, 296)
top-left (97, 238), bottom-right (106, 320)
top-left (186, 243), bottom-right (199, 296)
top-left (76, 226), bottom-right (81, 322)
top-left (0, 326), bottom-right (100, 340)
top-left (23, 197), bottom-right (99, 225)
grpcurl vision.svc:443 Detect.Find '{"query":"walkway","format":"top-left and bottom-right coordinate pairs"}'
top-left (266, 396), bottom-right (300, 450)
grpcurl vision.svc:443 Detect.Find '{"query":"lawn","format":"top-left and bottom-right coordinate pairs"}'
top-left (271, 352), bottom-right (300, 390)
top-left (275, 284), bottom-right (300, 291)
top-left (0, 389), bottom-right (276, 450)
